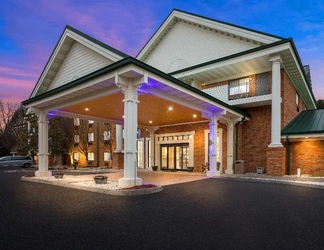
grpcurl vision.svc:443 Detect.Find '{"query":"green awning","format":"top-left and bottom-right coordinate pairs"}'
top-left (282, 109), bottom-right (324, 136)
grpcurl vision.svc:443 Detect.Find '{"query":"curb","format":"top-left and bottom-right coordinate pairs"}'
top-left (220, 176), bottom-right (324, 189)
top-left (21, 176), bottom-right (163, 196)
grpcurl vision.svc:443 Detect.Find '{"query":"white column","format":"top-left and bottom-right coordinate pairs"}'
top-left (207, 112), bottom-right (220, 177)
top-left (115, 124), bottom-right (122, 152)
top-left (116, 78), bottom-right (142, 188)
top-left (35, 110), bottom-right (51, 177)
top-left (225, 120), bottom-right (234, 174)
top-left (269, 55), bottom-right (283, 147)
top-left (148, 128), bottom-right (156, 170)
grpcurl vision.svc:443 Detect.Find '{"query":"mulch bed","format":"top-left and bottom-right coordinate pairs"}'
top-left (120, 184), bottom-right (157, 190)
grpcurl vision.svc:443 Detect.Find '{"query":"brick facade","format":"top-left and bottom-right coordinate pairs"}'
top-left (286, 140), bottom-right (324, 176)
top-left (266, 147), bottom-right (286, 175)
top-left (241, 105), bottom-right (271, 173)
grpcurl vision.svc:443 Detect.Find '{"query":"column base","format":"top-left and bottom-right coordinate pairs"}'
top-left (35, 170), bottom-right (52, 177)
top-left (268, 143), bottom-right (283, 147)
top-left (118, 177), bottom-right (142, 188)
top-left (225, 169), bottom-right (234, 174)
top-left (266, 147), bottom-right (286, 176)
top-left (206, 170), bottom-right (221, 177)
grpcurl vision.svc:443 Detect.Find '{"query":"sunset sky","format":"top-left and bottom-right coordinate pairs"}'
top-left (1, 0), bottom-right (323, 104)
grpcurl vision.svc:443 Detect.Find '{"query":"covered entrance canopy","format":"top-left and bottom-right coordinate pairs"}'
top-left (21, 24), bottom-right (249, 187)
top-left (22, 57), bottom-right (248, 187)
top-left (23, 57), bottom-right (248, 127)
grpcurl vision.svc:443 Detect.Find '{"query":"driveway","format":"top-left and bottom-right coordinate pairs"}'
top-left (1, 169), bottom-right (324, 249)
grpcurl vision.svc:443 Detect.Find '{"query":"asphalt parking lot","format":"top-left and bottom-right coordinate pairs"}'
top-left (1, 168), bottom-right (324, 250)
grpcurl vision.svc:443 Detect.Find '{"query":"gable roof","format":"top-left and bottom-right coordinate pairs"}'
top-left (282, 109), bottom-right (324, 137)
top-left (137, 9), bottom-right (283, 61)
top-left (22, 56), bottom-right (250, 119)
top-left (169, 38), bottom-right (316, 109)
top-left (30, 25), bottom-right (129, 98)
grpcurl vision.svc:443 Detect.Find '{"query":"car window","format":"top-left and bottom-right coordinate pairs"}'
top-left (0, 157), bottom-right (11, 161)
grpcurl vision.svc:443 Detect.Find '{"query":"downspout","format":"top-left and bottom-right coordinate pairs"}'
top-left (235, 115), bottom-right (246, 160)
top-left (286, 135), bottom-right (291, 175)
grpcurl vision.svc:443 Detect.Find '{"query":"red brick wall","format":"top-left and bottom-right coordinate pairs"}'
top-left (266, 147), bottom-right (286, 175)
top-left (281, 69), bottom-right (305, 127)
top-left (241, 105), bottom-right (272, 173)
top-left (287, 140), bottom-right (324, 176)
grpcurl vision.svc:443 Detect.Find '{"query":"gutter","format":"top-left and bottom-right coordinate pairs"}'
top-left (286, 135), bottom-right (291, 175)
top-left (235, 115), bottom-right (246, 160)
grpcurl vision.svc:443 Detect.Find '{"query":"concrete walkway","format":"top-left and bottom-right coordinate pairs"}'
top-left (22, 167), bottom-right (324, 192)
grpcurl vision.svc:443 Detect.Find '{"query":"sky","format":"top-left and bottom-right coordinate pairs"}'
top-left (0, 0), bottom-right (323, 104)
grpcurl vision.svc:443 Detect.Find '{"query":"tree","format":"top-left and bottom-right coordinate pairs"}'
top-left (14, 113), bottom-right (38, 156)
top-left (0, 101), bottom-right (25, 154)
top-left (49, 116), bottom-right (74, 165)
top-left (98, 122), bottom-right (115, 167)
top-left (73, 119), bottom-right (91, 162)
top-left (316, 99), bottom-right (324, 109)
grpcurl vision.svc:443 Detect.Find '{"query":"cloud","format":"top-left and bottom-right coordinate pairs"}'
top-left (296, 22), bottom-right (324, 32)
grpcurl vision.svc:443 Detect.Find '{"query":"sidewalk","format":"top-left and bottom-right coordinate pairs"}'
top-left (21, 167), bottom-right (324, 196)
top-left (221, 173), bottom-right (324, 189)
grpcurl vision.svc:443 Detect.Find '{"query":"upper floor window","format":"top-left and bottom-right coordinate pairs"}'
top-left (229, 77), bottom-right (249, 97)
top-left (88, 133), bottom-right (94, 142)
top-left (74, 135), bottom-right (80, 143)
top-left (74, 118), bottom-right (80, 126)
top-left (104, 131), bottom-right (110, 141)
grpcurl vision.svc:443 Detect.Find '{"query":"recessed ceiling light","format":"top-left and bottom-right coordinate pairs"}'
top-left (193, 114), bottom-right (197, 118)
top-left (85, 108), bottom-right (89, 111)
top-left (168, 107), bottom-right (173, 111)
top-left (149, 120), bottom-right (152, 124)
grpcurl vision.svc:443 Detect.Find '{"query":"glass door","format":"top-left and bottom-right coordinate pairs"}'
top-left (160, 144), bottom-right (189, 170)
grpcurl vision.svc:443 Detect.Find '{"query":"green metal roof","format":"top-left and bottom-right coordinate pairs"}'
top-left (282, 109), bottom-right (324, 136)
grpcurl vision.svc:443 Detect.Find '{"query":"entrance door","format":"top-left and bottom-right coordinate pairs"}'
top-left (161, 144), bottom-right (189, 170)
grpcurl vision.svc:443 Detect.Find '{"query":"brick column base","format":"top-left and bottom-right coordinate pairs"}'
top-left (266, 147), bottom-right (286, 176)
top-left (112, 152), bottom-right (124, 170)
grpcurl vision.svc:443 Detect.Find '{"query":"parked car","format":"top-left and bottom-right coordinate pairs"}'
top-left (0, 156), bottom-right (34, 168)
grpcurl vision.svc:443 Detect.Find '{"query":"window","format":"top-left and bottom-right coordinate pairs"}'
top-left (104, 131), bottom-right (110, 141)
top-left (74, 135), bottom-right (80, 143)
top-left (88, 133), bottom-right (94, 142)
top-left (88, 152), bottom-right (94, 161)
top-left (88, 120), bottom-right (94, 128)
top-left (73, 153), bottom-right (79, 161)
top-left (74, 118), bottom-right (80, 126)
top-left (104, 152), bottom-right (111, 161)
top-left (296, 93), bottom-right (299, 112)
top-left (229, 77), bottom-right (249, 96)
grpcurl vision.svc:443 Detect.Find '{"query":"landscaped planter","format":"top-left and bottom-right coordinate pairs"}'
top-left (54, 173), bottom-right (64, 179)
top-left (152, 166), bottom-right (158, 171)
top-left (93, 175), bottom-right (108, 184)
top-left (187, 167), bottom-right (194, 172)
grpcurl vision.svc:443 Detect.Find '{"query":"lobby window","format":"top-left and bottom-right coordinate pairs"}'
top-left (104, 152), bottom-right (111, 161)
top-left (73, 152), bottom-right (79, 161)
